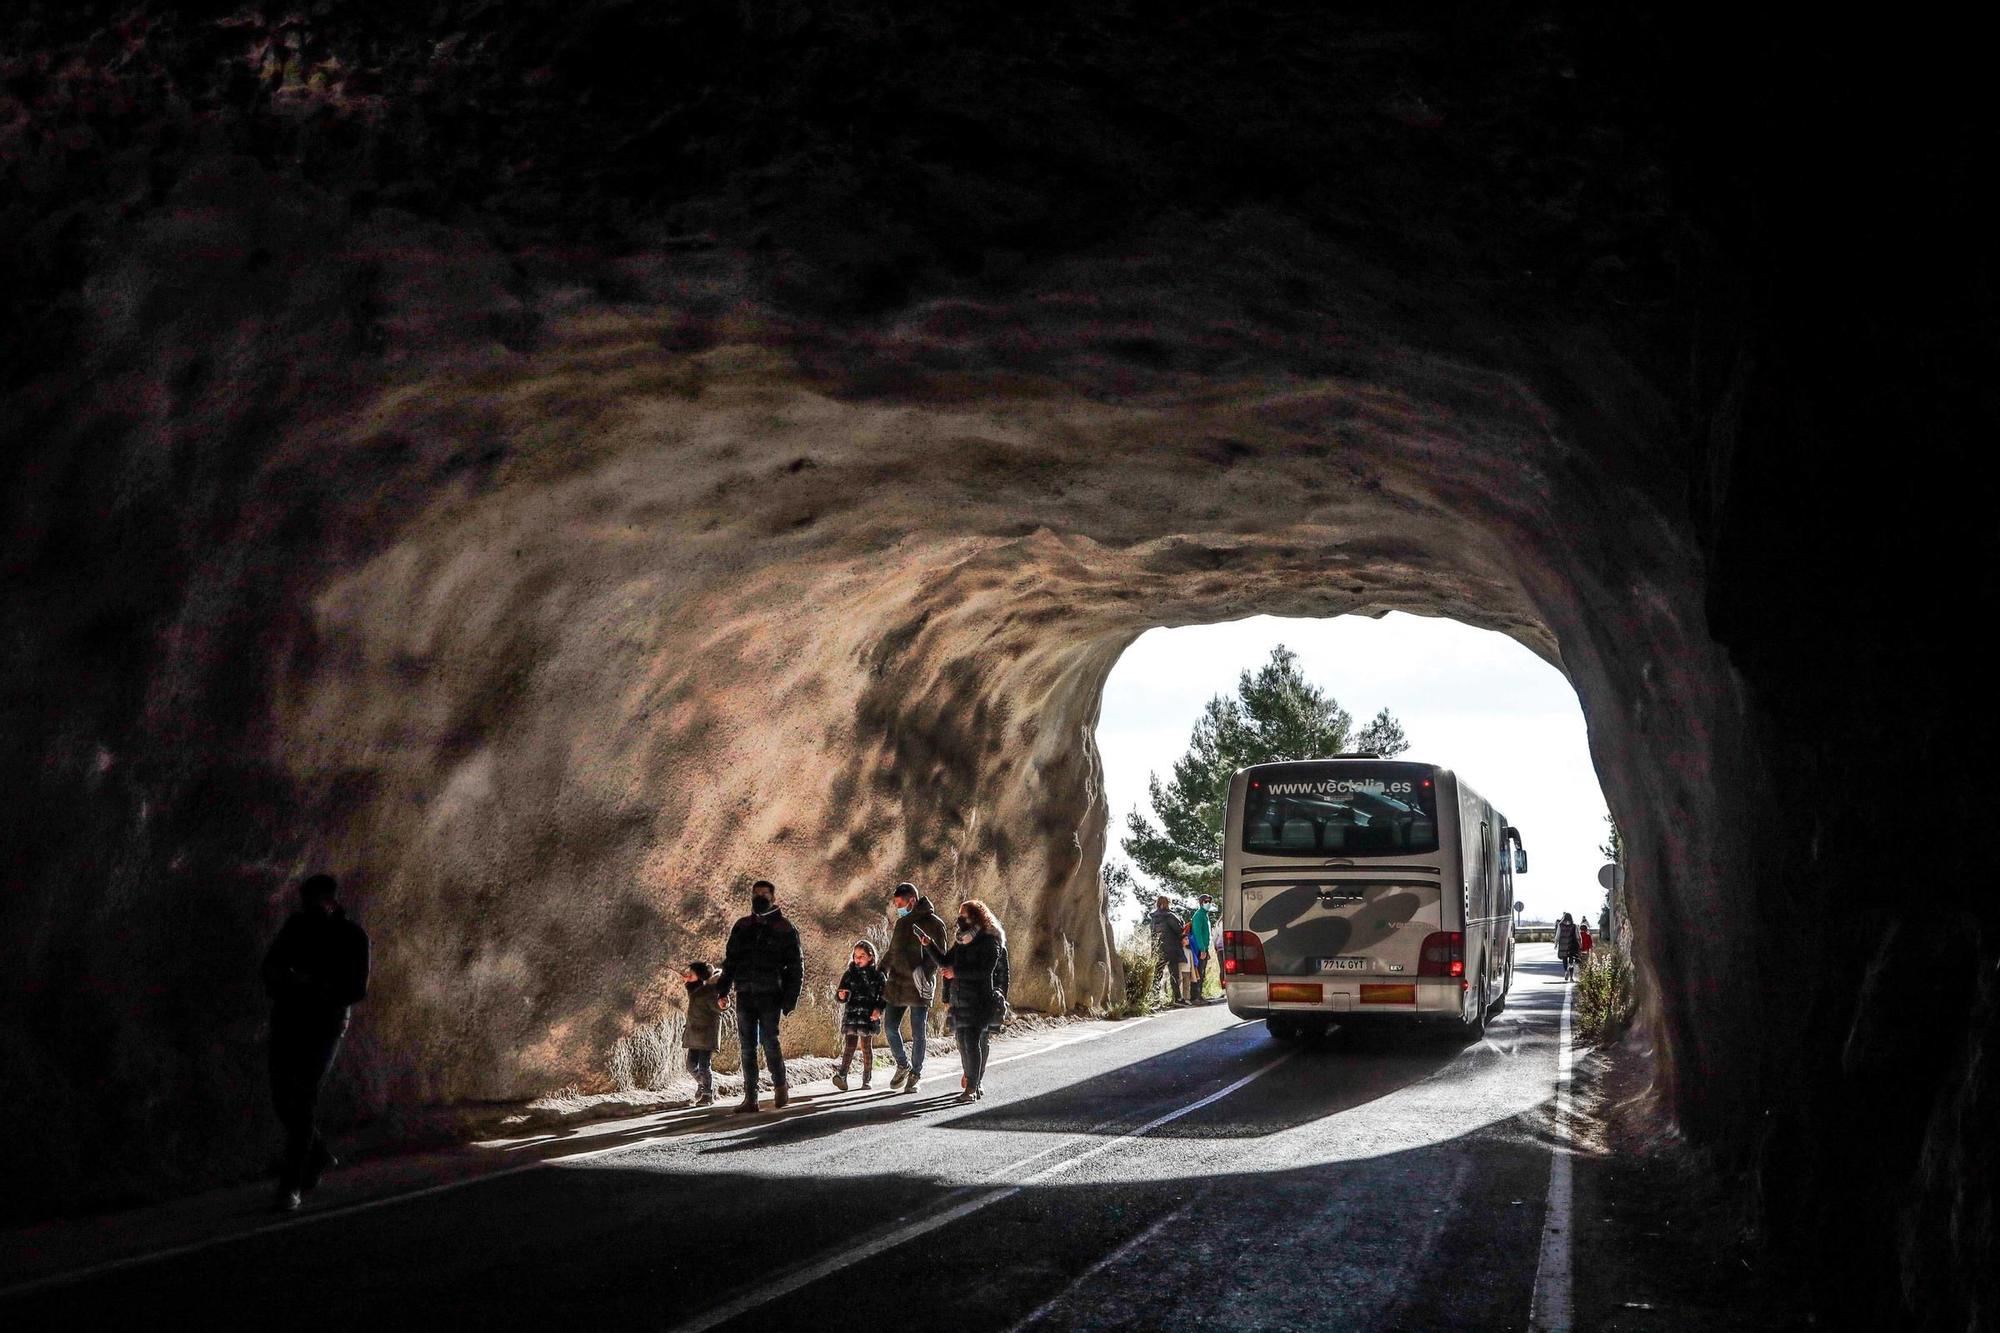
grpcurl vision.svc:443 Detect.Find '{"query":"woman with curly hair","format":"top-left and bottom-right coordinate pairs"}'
top-left (915, 899), bottom-right (1010, 1103)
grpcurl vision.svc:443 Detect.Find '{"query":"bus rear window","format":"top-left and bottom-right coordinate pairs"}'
top-left (1242, 764), bottom-right (1440, 856)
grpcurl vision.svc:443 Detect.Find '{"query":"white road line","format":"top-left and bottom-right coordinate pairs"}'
top-left (0, 1157), bottom-right (555, 1301)
top-left (661, 1050), bottom-right (1295, 1333)
top-left (1528, 979), bottom-right (1575, 1332)
top-left (1006, 1203), bottom-right (1194, 1332)
top-left (0, 1013), bottom-right (1167, 1301)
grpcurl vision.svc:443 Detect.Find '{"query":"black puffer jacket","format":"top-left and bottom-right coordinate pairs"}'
top-left (923, 928), bottom-right (1007, 1031)
top-left (260, 907), bottom-right (371, 1023)
top-left (720, 908), bottom-right (804, 1011)
top-left (838, 962), bottom-right (886, 1031)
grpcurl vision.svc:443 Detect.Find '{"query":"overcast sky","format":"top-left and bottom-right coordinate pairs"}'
top-left (1095, 612), bottom-right (1609, 934)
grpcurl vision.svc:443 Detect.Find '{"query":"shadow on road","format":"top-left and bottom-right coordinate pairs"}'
top-left (942, 1017), bottom-right (1467, 1139)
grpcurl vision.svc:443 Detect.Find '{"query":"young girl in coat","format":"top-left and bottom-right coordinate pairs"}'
top-left (681, 960), bottom-right (728, 1106)
top-left (832, 940), bottom-right (886, 1091)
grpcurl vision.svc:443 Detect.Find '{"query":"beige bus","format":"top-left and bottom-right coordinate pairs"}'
top-left (1220, 757), bottom-right (1527, 1041)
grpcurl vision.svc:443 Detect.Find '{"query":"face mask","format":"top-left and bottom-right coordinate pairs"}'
top-left (896, 906), bottom-right (910, 918)
top-left (957, 918), bottom-right (974, 933)
top-left (752, 896), bottom-right (773, 914)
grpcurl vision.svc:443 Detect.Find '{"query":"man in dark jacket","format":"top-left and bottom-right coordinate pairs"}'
top-left (1147, 895), bottom-right (1188, 1005)
top-left (880, 881), bottom-right (947, 1094)
top-left (259, 873), bottom-right (370, 1211)
top-left (718, 878), bottom-right (803, 1112)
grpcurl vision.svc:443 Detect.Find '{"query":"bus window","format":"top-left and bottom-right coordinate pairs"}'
top-left (1479, 821), bottom-right (1493, 917)
top-left (1242, 762), bottom-right (1441, 856)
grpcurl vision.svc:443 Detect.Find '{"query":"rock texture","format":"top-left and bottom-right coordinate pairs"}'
top-left (2, 5), bottom-right (1991, 1325)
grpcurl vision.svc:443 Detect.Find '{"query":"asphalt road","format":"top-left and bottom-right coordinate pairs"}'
top-left (13, 946), bottom-right (1570, 1332)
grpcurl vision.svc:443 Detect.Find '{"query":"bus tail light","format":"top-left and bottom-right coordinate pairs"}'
top-left (1223, 930), bottom-right (1267, 977)
top-left (1417, 931), bottom-right (1464, 979)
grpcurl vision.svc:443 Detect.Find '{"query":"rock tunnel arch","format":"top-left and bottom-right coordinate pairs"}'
top-left (3, 200), bottom-right (1763, 1243)
top-left (5, 6), bottom-right (1989, 1324)
top-left (233, 223), bottom-right (1745, 1128)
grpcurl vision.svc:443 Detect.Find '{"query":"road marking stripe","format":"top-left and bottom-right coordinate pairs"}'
top-left (1528, 975), bottom-right (1575, 1332)
top-left (1006, 1203), bottom-right (1194, 1332)
top-left (662, 1050), bottom-right (1295, 1333)
top-left (0, 1013), bottom-right (1167, 1301)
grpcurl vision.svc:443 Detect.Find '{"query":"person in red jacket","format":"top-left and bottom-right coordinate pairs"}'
top-left (1577, 920), bottom-right (1595, 967)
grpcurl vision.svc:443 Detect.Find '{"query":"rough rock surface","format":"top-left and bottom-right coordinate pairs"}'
top-left (2, 5), bottom-right (1991, 1325)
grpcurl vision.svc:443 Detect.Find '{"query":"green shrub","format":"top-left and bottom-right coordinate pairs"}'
top-left (1575, 944), bottom-right (1635, 1043)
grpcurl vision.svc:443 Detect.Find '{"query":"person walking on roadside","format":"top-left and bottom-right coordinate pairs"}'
top-left (832, 939), bottom-right (886, 1091)
top-left (1187, 892), bottom-right (1220, 1003)
top-left (681, 960), bottom-right (728, 1106)
top-left (881, 881), bottom-right (947, 1094)
top-left (915, 900), bottom-right (1008, 1103)
top-left (1146, 894), bottom-right (1189, 1005)
top-left (1577, 919), bottom-right (1595, 971)
top-left (718, 878), bottom-right (803, 1112)
top-left (259, 873), bottom-right (370, 1212)
top-left (1556, 911), bottom-right (1579, 981)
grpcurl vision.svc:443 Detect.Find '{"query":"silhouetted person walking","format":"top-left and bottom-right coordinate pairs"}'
top-left (719, 878), bottom-right (803, 1112)
top-left (260, 873), bottom-right (369, 1211)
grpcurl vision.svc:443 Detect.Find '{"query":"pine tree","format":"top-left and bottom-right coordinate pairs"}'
top-left (1120, 645), bottom-right (1409, 897)
top-left (1598, 815), bottom-right (1623, 864)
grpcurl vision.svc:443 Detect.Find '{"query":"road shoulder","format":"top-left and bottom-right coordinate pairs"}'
top-left (1570, 1029), bottom-right (1812, 1330)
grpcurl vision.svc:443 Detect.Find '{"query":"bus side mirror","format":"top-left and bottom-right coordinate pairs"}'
top-left (1514, 847), bottom-right (1528, 874)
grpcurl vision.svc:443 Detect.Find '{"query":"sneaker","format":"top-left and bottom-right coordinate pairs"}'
top-left (694, 1092), bottom-right (714, 1107)
top-left (832, 1070), bottom-right (850, 1091)
top-left (732, 1097), bottom-right (760, 1114)
top-left (276, 1189), bottom-right (302, 1213)
top-left (956, 1090), bottom-right (976, 1104)
top-left (890, 1066), bottom-right (909, 1091)
top-left (773, 1084), bottom-right (790, 1110)
top-left (906, 1075), bottom-right (921, 1094)
top-left (973, 1088), bottom-right (984, 1101)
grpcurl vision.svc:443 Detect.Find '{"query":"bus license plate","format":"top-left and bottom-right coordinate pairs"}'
top-left (1318, 957), bottom-right (1370, 971)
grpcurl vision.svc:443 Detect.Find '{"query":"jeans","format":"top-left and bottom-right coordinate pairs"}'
top-left (954, 1024), bottom-right (992, 1092)
top-left (736, 991), bottom-right (787, 1090)
top-left (269, 1008), bottom-right (347, 1192)
top-left (686, 1048), bottom-right (713, 1097)
top-left (883, 1002), bottom-right (928, 1075)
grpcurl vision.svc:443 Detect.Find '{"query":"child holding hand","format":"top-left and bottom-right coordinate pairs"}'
top-left (832, 940), bottom-right (885, 1091)
top-left (681, 960), bottom-right (728, 1106)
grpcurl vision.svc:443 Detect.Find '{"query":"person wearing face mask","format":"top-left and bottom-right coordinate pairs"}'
top-left (880, 881), bottom-right (947, 1094)
top-left (914, 900), bottom-right (1009, 1103)
top-left (718, 878), bottom-right (804, 1112)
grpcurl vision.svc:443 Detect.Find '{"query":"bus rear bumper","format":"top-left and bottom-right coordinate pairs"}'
top-left (1225, 977), bottom-right (1466, 1022)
